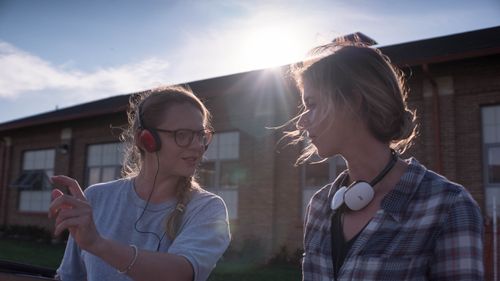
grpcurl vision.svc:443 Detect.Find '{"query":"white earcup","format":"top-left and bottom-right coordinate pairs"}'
top-left (344, 181), bottom-right (374, 211)
top-left (331, 186), bottom-right (347, 210)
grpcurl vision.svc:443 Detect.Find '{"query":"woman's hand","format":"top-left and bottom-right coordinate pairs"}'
top-left (49, 175), bottom-right (103, 254)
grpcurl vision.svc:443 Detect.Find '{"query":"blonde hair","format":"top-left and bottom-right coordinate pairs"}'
top-left (287, 40), bottom-right (418, 164)
top-left (120, 85), bottom-right (212, 239)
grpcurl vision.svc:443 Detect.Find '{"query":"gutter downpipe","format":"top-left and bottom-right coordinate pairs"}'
top-left (1, 137), bottom-right (12, 226)
top-left (422, 64), bottom-right (443, 174)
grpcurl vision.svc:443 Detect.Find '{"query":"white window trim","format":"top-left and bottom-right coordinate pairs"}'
top-left (18, 149), bottom-right (55, 213)
top-left (202, 131), bottom-right (240, 219)
top-left (482, 105), bottom-right (500, 217)
top-left (85, 142), bottom-right (124, 186)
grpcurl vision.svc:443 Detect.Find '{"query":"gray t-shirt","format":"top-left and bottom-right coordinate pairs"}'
top-left (56, 178), bottom-right (230, 281)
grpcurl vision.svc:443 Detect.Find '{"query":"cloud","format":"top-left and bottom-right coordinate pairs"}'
top-left (0, 41), bottom-right (171, 101)
top-left (0, 1), bottom-right (389, 104)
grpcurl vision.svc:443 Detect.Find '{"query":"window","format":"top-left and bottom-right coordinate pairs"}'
top-left (86, 143), bottom-right (124, 186)
top-left (15, 149), bottom-right (55, 212)
top-left (12, 170), bottom-right (51, 190)
top-left (302, 154), bottom-right (346, 218)
top-left (487, 147), bottom-right (500, 184)
top-left (482, 105), bottom-right (500, 216)
top-left (198, 132), bottom-right (240, 219)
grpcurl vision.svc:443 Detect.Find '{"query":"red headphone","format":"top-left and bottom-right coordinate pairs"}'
top-left (137, 101), bottom-right (162, 153)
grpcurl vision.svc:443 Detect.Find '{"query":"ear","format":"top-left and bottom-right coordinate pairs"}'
top-left (134, 131), bottom-right (145, 151)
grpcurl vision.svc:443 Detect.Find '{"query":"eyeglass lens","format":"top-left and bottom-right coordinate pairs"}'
top-left (175, 130), bottom-right (212, 147)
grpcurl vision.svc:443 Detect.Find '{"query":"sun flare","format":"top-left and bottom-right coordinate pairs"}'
top-left (240, 25), bottom-right (310, 70)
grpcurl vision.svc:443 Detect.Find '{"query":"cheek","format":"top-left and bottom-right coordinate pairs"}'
top-left (160, 147), bottom-right (181, 162)
top-left (315, 112), bottom-right (334, 134)
top-left (309, 110), bottom-right (319, 123)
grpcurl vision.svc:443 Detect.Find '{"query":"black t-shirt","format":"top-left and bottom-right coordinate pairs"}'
top-left (330, 206), bottom-right (363, 280)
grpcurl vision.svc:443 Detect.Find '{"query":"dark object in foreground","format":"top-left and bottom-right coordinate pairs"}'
top-left (0, 259), bottom-right (56, 280)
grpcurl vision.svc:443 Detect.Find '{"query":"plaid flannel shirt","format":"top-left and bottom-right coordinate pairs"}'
top-left (302, 158), bottom-right (484, 281)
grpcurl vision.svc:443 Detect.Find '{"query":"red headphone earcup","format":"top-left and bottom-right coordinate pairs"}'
top-left (139, 130), bottom-right (159, 152)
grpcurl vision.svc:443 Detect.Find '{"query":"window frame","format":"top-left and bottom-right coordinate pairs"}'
top-left (85, 142), bottom-right (124, 187)
top-left (16, 148), bottom-right (55, 213)
top-left (199, 131), bottom-right (240, 220)
top-left (481, 104), bottom-right (500, 216)
top-left (484, 143), bottom-right (500, 187)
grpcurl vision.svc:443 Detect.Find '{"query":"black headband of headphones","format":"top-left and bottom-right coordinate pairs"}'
top-left (369, 149), bottom-right (398, 186)
top-left (137, 100), bottom-right (147, 130)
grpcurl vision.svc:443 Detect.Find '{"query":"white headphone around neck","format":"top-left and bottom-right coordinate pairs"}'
top-left (331, 150), bottom-right (398, 211)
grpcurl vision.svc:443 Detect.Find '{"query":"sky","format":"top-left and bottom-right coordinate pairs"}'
top-left (0, 0), bottom-right (499, 124)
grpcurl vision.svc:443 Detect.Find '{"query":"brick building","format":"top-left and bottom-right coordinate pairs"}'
top-left (1, 26), bottom-right (500, 275)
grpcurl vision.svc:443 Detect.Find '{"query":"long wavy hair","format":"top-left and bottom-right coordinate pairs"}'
top-left (120, 85), bottom-right (212, 239)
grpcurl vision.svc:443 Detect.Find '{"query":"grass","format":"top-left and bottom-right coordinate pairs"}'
top-left (208, 261), bottom-right (300, 281)
top-left (0, 238), bottom-right (301, 280)
top-left (0, 238), bottom-right (65, 269)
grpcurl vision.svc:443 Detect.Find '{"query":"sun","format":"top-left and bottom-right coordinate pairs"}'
top-left (240, 25), bottom-right (310, 70)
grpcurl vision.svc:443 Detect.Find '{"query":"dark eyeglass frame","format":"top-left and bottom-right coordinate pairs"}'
top-left (153, 128), bottom-right (214, 148)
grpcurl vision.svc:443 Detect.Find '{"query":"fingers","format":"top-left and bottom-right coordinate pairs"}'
top-left (51, 175), bottom-right (86, 200)
top-left (49, 189), bottom-right (64, 219)
top-left (49, 195), bottom-right (89, 218)
top-left (54, 207), bottom-right (92, 235)
top-left (49, 176), bottom-right (100, 249)
top-left (51, 189), bottom-right (64, 200)
top-left (49, 175), bottom-right (87, 219)
top-left (55, 206), bottom-right (92, 226)
top-left (48, 190), bottom-right (89, 219)
top-left (54, 216), bottom-right (86, 236)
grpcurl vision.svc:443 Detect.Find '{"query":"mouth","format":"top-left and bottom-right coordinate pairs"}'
top-left (182, 156), bottom-right (199, 165)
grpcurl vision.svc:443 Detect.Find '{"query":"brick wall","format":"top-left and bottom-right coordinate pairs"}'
top-left (2, 113), bottom-right (126, 230)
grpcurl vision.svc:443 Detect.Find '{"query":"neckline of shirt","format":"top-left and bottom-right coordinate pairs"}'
top-left (126, 178), bottom-right (177, 212)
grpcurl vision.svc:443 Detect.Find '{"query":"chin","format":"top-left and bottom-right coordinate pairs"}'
top-left (183, 169), bottom-right (197, 178)
top-left (173, 169), bottom-right (195, 178)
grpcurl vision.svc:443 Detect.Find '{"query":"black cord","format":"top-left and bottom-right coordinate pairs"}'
top-left (133, 151), bottom-right (166, 251)
top-left (369, 149), bottom-right (398, 186)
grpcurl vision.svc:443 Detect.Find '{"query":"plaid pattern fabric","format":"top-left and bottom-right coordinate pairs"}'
top-left (302, 158), bottom-right (484, 281)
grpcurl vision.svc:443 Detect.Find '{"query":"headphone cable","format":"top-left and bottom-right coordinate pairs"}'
top-left (133, 151), bottom-right (166, 250)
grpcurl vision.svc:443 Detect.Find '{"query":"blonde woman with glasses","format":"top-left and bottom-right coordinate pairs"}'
top-left (50, 86), bottom-right (230, 281)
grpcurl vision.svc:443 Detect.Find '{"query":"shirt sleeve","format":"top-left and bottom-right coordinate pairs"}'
top-left (56, 235), bottom-right (87, 281)
top-left (168, 196), bottom-right (231, 281)
top-left (429, 192), bottom-right (484, 280)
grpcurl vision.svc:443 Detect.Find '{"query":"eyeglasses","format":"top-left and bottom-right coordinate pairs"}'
top-left (154, 128), bottom-right (214, 148)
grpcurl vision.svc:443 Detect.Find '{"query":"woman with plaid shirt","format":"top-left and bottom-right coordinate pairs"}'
top-left (288, 41), bottom-right (484, 280)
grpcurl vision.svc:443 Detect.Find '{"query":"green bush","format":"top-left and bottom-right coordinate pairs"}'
top-left (221, 239), bottom-right (302, 268)
top-left (222, 238), bottom-right (266, 263)
top-left (0, 224), bottom-right (53, 243)
top-left (268, 246), bottom-right (302, 267)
